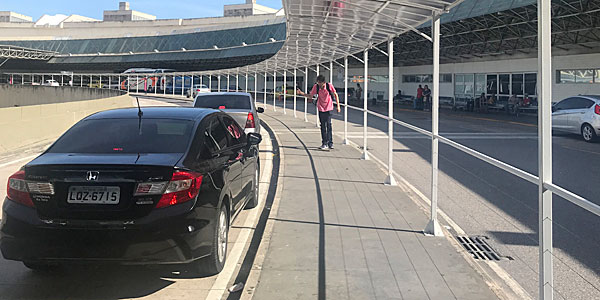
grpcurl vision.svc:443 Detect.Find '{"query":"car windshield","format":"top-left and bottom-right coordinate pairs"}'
top-left (47, 118), bottom-right (195, 154)
top-left (194, 95), bottom-right (251, 110)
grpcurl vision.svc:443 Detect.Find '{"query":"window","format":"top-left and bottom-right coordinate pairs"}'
top-left (205, 118), bottom-right (228, 152)
top-left (48, 119), bottom-right (194, 154)
top-left (221, 116), bottom-right (245, 146)
top-left (475, 74), bottom-right (486, 95)
top-left (573, 97), bottom-right (595, 109)
top-left (403, 74), bottom-right (452, 83)
top-left (487, 75), bottom-right (497, 94)
top-left (557, 69), bottom-right (599, 84)
top-left (511, 74), bottom-right (524, 95)
top-left (499, 74), bottom-right (510, 95)
top-left (555, 98), bottom-right (578, 110)
top-left (194, 95), bottom-right (251, 109)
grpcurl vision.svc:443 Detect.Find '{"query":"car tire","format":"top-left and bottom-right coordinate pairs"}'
top-left (245, 162), bottom-right (260, 209)
top-left (195, 205), bottom-right (228, 276)
top-left (581, 123), bottom-right (597, 142)
top-left (23, 261), bottom-right (59, 272)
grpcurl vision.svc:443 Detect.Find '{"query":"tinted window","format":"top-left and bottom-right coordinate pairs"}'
top-left (194, 95), bottom-right (251, 110)
top-left (48, 119), bottom-right (194, 154)
top-left (555, 98), bottom-right (577, 110)
top-left (573, 97), bottom-right (595, 109)
top-left (205, 118), bottom-right (228, 152)
top-left (222, 116), bottom-right (245, 146)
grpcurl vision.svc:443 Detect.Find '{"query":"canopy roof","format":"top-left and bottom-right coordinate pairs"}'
top-left (212, 0), bottom-right (464, 75)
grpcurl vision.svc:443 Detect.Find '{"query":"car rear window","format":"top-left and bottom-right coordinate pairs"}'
top-left (194, 95), bottom-right (251, 110)
top-left (48, 118), bottom-right (194, 154)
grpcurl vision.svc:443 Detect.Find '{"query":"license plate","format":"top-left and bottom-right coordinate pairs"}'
top-left (67, 186), bottom-right (120, 204)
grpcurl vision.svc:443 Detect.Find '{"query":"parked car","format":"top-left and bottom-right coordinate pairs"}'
top-left (187, 84), bottom-right (211, 98)
top-left (0, 107), bottom-right (262, 275)
top-left (552, 95), bottom-right (600, 142)
top-left (194, 92), bottom-right (264, 135)
top-left (41, 80), bottom-right (60, 87)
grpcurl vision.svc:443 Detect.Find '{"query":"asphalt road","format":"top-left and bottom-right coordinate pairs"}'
top-left (270, 96), bottom-right (600, 300)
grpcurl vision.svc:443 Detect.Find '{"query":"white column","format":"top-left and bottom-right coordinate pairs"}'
top-left (293, 69), bottom-right (297, 118)
top-left (264, 72), bottom-right (267, 109)
top-left (22, 74), bottom-right (24, 85)
top-left (538, 0), bottom-right (553, 298)
top-left (254, 72), bottom-right (258, 104)
top-left (236, 73), bottom-right (239, 91)
top-left (136, 75), bottom-right (139, 93)
top-left (227, 74), bottom-right (230, 92)
top-left (385, 40), bottom-right (397, 186)
top-left (273, 71), bottom-right (276, 111)
top-left (344, 57), bottom-right (349, 145)
top-left (283, 70), bottom-right (287, 114)
top-left (361, 49), bottom-right (369, 160)
top-left (316, 65), bottom-right (320, 127)
top-left (154, 75), bottom-right (157, 94)
top-left (425, 14), bottom-right (443, 237)
top-left (304, 66), bottom-right (308, 122)
top-left (181, 75), bottom-right (184, 96)
top-left (245, 73), bottom-right (248, 93)
top-left (218, 75), bottom-right (221, 92)
top-left (127, 75), bottom-right (130, 92)
top-left (191, 75), bottom-right (194, 97)
top-left (99, 75), bottom-right (102, 89)
top-left (172, 75), bottom-right (175, 95)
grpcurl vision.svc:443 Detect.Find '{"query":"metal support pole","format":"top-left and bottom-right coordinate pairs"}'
top-left (191, 75), bottom-right (194, 97)
top-left (22, 74), bottom-right (24, 85)
top-left (136, 76), bottom-right (139, 93)
top-left (538, 0), bottom-right (554, 298)
top-left (361, 49), bottom-right (369, 160)
top-left (172, 75), bottom-right (175, 95)
top-left (127, 75), bottom-right (130, 92)
top-left (344, 57), bottom-right (349, 145)
top-left (236, 73), bottom-right (239, 92)
top-left (108, 75), bottom-right (110, 89)
top-left (273, 71), bottom-right (276, 111)
top-left (264, 72), bottom-right (267, 109)
top-left (245, 73), bottom-right (248, 93)
top-left (181, 75), bottom-right (184, 96)
top-left (304, 66), bottom-right (308, 122)
top-left (385, 40), bottom-right (397, 186)
top-left (218, 76), bottom-right (221, 92)
top-left (99, 75), bottom-right (102, 89)
top-left (154, 74), bottom-right (157, 94)
top-left (425, 14), bottom-right (443, 237)
top-left (208, 75), bottom-right (211, 92)
top-left (254, 72), bottom-right (258, 104)
top-left (294, 69), bottom-right (297, 118)
top-left (283, 70), bottom-right (287, 114)
top-left (89, 75), bottom-right (91, 88)
top-left (227, 74), bottom-right (230, 92)
top-left (316, 65), bottom-right (320, 127)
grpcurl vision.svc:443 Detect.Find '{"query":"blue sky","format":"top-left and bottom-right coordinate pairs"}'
top-left (1, 0), bottom-right (283, 20)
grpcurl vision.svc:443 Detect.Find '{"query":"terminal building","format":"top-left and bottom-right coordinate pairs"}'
top-left (0, 0), bottom-right (599, 101)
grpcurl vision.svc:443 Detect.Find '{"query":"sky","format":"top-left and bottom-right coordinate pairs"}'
top-left (1, 0), bottom-right (283, 20)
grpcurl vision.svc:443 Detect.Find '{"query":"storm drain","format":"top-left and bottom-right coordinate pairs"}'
top-left (456, 236), bottom-right (505, 261)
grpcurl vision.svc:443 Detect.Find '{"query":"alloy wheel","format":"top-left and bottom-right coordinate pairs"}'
top-left (583, 125), bottom-right (594, 141)
top-left (217, 209), bottom-right (228, 263)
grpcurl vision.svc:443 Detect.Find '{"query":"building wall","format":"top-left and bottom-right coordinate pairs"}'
top-left (334, 52), bottom-right (600, 102)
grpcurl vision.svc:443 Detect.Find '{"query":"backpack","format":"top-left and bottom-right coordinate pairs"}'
top-left (314, 83), bottom-right (335, 104)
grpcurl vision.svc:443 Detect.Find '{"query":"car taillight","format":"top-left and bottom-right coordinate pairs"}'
top-left (595, 104), bottom-right (600, 115)
top-left (139, 171), bottom-right (202, 208)
top-left (245, 112), bottom-right (255, 129)
top-left (7, 170), bottom-right (34, 207)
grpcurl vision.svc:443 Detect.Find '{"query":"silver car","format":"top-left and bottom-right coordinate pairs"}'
top-left (193, 92), bottom-right (263, 135)
top-left (552, 95), bottom-right (600, 142)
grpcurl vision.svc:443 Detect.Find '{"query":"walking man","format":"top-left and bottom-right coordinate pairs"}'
top-left (297, 75), bottom-right (341, 150)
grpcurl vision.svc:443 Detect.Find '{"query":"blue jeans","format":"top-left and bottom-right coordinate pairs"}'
top-left (319, 111), bottom-right (333, 146)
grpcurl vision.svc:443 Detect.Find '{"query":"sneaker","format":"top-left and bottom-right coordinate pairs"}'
top-left (328, 144), bottom-right (334, 150)
top-left (318, 144), bottom-right (329, 151)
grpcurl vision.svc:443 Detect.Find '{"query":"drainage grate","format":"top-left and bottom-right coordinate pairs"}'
top-left (456, 236), bottom-right (504, 261)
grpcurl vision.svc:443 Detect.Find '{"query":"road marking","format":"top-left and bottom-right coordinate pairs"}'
top-left (205, 127), bottom-right (274, 300)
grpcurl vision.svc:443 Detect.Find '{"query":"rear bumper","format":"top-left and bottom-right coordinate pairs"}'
top-left (0, 199), bottom-right (216, 265)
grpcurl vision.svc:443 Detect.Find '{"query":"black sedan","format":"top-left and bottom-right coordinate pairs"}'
top-left (1, 107), bottom-right (261, 275)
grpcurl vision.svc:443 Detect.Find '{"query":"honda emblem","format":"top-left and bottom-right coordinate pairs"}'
top-left (86, 171), bottom-right (99, 181)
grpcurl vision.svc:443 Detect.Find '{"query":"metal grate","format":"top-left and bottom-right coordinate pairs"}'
top-left (456, 236), bottom-right (504, 261)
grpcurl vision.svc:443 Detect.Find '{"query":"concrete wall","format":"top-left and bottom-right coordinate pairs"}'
top-left (0, 90), bottom-right (132, 153)
top-left (0, 84), bottom-right (126, 108)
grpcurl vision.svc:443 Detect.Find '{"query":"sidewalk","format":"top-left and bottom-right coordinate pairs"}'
top-left (247, 108), bottom-right (500, 300)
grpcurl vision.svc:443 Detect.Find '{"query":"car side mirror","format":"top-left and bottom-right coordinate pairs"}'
top-left (256, 107), bottom-right (264, 113)
top-left (552, 106), bottom-right (557, 112)
top-left (247, 132), bottom-right (262, 146)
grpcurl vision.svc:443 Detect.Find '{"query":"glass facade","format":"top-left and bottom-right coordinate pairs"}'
top-left (557, 69), bottom-right (600, 84)
top-left (0, 23), bottom-right (286, 55)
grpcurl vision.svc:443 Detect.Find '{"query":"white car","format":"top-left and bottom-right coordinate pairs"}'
top-left (41, 80), bottom-right (60, 87)
top-left (187, 84), bottom-right (211, 98)
top-left (552, 95), bottom-right (600, 142)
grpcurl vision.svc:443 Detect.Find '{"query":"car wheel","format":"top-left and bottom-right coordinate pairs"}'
top-left (23, 261), bottom-right (60, 272)
top-left (195, 205), bottom-right (228, 275)
top-left (581, 124), bottom-right (597, 142)
top-left (245, 162), bottom-right (260, 209)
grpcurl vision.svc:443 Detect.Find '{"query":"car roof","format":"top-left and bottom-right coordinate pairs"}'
top-left (581, 95), bottom-right (600, 101)
top-left (86, 107), bottom-right (218, 121)
top-left (195, 92), bottom-right (252, 97)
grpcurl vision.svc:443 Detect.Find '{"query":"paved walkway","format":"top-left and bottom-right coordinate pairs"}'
top-left (249, 108), bottom-right (500, 300)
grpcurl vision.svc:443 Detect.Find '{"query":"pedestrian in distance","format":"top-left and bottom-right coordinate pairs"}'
top-left (416, 85), bottom-right (424, 110)
top-left (423, 85), bottom-right (431, 111)
top-left (297, 75), bottom-right (341, 150)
